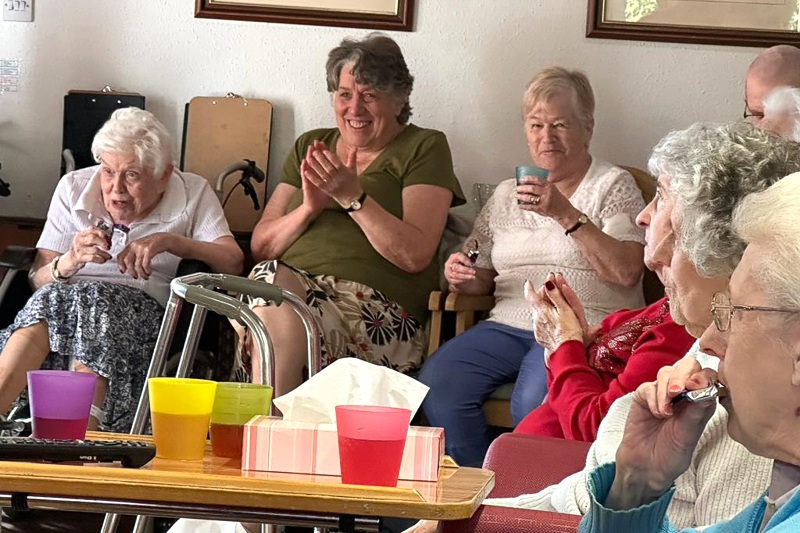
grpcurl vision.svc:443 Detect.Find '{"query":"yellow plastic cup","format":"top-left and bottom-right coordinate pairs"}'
top-left (148, 378), bottom-right (217, 461)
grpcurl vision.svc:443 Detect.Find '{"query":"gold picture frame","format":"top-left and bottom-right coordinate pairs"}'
top-left (587, 0), bottom-right (800, 47)
top-left (195, 0), bottom-right (415, 32)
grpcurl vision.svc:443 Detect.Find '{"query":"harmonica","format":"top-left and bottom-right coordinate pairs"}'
top-left (671, 382), bottom-right (728, 405)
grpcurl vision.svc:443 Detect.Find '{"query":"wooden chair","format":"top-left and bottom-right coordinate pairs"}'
top-left (427, 166), bottom-right (662, 428)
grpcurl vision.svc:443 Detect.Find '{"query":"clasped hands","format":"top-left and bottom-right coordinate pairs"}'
top-left (525, 272), bottom-right (597, 358)
top-left (300, 140), bottom-right (364, 211)
top-left (60, 226), bottom-right (173, 281)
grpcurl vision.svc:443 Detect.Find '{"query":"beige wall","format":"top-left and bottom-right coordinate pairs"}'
top-left (0, 1), bottom-right (758, 217)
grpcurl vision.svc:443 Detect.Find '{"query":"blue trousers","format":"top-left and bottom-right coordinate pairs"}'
top-left (419, 320), bottom-right (547, 467)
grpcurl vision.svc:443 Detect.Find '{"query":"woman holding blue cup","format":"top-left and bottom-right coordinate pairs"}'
top-left (420, 66), bottom-right (649, 467)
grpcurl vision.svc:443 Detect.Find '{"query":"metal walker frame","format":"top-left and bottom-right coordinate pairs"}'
top-left (101, 273), bottom-right (324, 533)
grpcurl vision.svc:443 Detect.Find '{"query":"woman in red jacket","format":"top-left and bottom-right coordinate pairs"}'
top-left (515, 272), bottom-right (692, 441)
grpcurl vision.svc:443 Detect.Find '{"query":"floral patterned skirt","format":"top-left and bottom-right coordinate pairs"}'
top-left (0, 280), bottom-right (163, 433)
top-left (242, 260), bottom-right (426, 375)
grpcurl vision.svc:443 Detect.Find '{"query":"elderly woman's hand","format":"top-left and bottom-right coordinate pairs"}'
top-left (301, 140), bottom-right (364, 208)
top-left (444, 252), bottom-right (476, 290)
top-left (299, 157), bottom-right (331, 215)
top-left (118, 232), bottom-right (172, 280)
top-left (651, 356), bottom-right (718, 418)
top-left (525, 278), bottom-right (584, 356)
top-left (606, 371), bottom-right (717, 511)
top-left (551, 272), bottom-right (602, 346)
top-left (59, 226), bottom-right (113, 277)
top-left (516, 177), bottom-right (581, 225)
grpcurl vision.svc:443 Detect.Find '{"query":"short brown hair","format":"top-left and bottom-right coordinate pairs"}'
top-left (326, 33), bottom-right (415, 124)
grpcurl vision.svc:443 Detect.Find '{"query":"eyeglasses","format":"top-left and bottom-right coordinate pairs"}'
top-left (711, 292), bottom-right (800, 332)
top-left (742, 103), bottom-right (764, 122)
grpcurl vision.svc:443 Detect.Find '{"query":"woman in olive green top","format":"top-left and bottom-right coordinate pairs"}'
top-left (242, 33), bottom-right (465, 396)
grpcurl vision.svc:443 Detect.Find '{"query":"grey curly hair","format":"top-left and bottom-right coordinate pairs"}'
top-left (326, 32), bottom-right (415, 125)
top-left (91, 107), bottom-right (173, 178)
top-left (648, 121), bottom-right (800, 278)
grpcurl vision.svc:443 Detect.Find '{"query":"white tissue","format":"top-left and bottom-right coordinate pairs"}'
top-left (272, 358), bottom-right (429, 422)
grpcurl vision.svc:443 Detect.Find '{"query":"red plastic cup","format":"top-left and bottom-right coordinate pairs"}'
top-left (335, 405), bottom-right (412, 487)
top-left (27, 370), bottom-right (97, 440)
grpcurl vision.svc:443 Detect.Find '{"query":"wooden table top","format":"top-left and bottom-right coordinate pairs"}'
top-left (0, 432), bottom-right (494, 521)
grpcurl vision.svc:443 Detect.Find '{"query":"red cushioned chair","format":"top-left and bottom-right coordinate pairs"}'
top-left (442, 433), bottom-right (590, 533)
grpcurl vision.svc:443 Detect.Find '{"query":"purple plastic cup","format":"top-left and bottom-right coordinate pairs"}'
top-left (27, 370), bottom-right (97, 440)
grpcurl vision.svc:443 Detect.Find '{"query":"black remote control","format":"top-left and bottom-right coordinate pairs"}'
top-left (0, 437), bottom-right (156, 468)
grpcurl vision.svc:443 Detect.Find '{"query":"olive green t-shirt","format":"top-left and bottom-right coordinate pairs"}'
top-left (280, 124), bottom-right (465, 322)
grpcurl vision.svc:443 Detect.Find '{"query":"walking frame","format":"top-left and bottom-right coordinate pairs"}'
top-left (101, 273), bottom-right (322, 533)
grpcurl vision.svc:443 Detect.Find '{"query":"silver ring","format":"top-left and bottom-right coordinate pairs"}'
top-left (531, 195), bottom-right (541, 205)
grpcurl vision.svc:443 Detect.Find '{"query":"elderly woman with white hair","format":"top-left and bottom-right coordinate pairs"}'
top-left (580, 171), bottom-right (800, 532)
top-left (420, 66), bottom-right (654, 467)
top-left (0, 107), bottom-right (243, 433)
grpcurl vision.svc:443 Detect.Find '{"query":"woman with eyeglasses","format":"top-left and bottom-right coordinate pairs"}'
top-left (578, 177), bottom-right (800, 530)
top-left (406, 122), bottom-right (800, 533)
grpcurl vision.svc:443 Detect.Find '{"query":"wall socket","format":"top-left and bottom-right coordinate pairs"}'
top-left (3, 0), bottom-right (33, 22)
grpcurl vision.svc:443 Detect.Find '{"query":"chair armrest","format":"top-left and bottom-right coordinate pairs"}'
top-left (484, 433), bottom-right (590, 497)
top-left (442, 505), bottom-right (581, 533)
top-left (429, 290), bottom-right (447, 311)
top-left (444, 292), bottom-right (495, 312)
top-left (0, 245), bottom-right (37, 270)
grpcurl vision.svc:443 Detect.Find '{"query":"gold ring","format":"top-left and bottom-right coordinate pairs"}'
top-left (532, 195), bottom-right (541, 205)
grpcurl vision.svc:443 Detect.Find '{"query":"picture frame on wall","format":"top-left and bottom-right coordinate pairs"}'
top-left (587, 0), bottom-right (800, 48)
top-left (195, 0), bottom-right (415, 32)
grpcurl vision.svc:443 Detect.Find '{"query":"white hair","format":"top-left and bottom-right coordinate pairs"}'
top-left (762, 86), bottom-right (800, 142)
top-left (91, 107), bottom-right (173, 177)
top-left (732, 171), bottom-right (800, 309)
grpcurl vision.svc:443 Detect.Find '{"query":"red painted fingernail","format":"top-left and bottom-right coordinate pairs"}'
top-left (668, 384), bottom-right (682, 393)
top-left (545, 281), bottom-right (555, 291)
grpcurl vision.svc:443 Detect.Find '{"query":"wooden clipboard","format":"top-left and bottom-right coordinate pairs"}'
top-left (181, 95), bottom-right (273, 233)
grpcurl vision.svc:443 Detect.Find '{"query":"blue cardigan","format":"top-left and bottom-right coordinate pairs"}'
top-left (580, 462), bottom-right (800, 532)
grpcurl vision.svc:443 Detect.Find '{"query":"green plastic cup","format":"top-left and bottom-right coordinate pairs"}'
top-left (209, 383), bottom-right (273, 459)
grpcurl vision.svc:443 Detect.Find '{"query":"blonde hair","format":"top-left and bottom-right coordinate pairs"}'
top-left (522, 66), bottom-right (595, 125)
top-left (732, 171), bottom-right (800, 309)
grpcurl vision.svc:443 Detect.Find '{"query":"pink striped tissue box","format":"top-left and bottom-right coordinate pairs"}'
top-left (242, 416), bottom-right (445, 482)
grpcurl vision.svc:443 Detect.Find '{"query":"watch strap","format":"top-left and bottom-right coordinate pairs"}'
top-left (49, 255), bottom-right (70, 283)
top-left (345, 191), bottom-right (368, 212)
top-left (565, 214), bottom-right (589, 236)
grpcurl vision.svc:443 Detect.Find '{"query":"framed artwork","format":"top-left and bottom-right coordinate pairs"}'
top-left (587, 0), bottom-right (800, 48)
top-left (195, 0), bottom-right (415, 32)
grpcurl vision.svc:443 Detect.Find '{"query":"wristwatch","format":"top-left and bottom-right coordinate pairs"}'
top-left (345, 191), bottom-right (368, 213)
top-left (49, 255), bottom-right (70, 283)
top-left (565, 213), bottom-right (590, 236)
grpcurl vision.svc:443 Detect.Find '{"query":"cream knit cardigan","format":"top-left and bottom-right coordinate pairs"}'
top-left (484, 391), bottom-right (772, 529)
